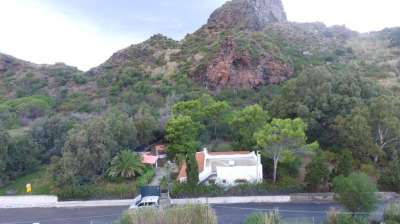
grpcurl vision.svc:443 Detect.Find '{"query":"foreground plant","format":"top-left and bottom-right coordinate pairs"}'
top-left (120, 204), bottom-right (217, 224)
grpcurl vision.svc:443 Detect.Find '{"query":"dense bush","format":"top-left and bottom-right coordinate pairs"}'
top-left (119, 204), bottom-right (217, 224)
top-left (170, 178), bottom-right (303, 198)
top-left (333, 173), bottom-right (378, 214)
top-left (378, 154), bottom-right (400, 192)
top-left (31, 115), bottom-right (77, 162)
top-left (56, 182), bottom-right (138, 201)
top-left (54, 109), bottom-right (138, 186)
top-left (305, 152), bottom-right (330, 192)
top-left (57, 167), bottom-right (154, 200)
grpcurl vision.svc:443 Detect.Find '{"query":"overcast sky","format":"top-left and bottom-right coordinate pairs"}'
top-left (0, 0), bottom-right (399, 71)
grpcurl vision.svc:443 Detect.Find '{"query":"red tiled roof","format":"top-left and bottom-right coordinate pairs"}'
top-left (142, 153), bottom-right (158, 165)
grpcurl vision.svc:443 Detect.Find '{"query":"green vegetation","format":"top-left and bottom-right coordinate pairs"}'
top-left (107, 150), bottom-right (145, 180)
top-left (170, 178), bottom-right (302, 198)
top-left (2, 15), bottom-right (400, 204)
top-left (245, 211), bottom-right (280, 224)
top-left (333, 173), bottom-right (378, 215)
top-left (166, 115), bottom-right (201, 184)
top-left (119, 204), bottom-right (217, 224)
top-left (305, 152), bottom-right (330, 192)
top-left (0, 168), bottom-right (53, 195)
top-left (254, 118), bottom-right (315, 183)
top-left (384, 201), bottom-right (400, 224)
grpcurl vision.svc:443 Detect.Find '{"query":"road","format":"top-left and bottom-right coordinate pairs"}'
top-left (0, 202), bottom-right (380, 224)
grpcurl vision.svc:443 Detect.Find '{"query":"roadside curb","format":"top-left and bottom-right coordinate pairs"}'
top-left (1, 192), bottom-right (398, 209)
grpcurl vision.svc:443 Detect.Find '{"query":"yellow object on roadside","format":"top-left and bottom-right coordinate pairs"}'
top-left (26, 183), bottom-right (32, 193)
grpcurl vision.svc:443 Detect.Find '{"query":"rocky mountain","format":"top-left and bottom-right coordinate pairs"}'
top-left (0, 0), bottom-right (399, 129)
top-left (207, 0), bottom-right (287, 31)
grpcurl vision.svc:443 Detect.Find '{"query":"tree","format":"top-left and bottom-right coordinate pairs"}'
top-left (134, 106), bottom-right (158, 145)
top-left (166, 115), bottom-right (201, 184)
top-left (107, 150), bottom-right (145, 180)
top-left (333, 173), bottom-right (378, 215)
top-left (254, 118), bottom-right (316, 183)
top-left (305, 152), bottom-right (330, 192)
top-left (58, 118), bottom-right (118, 186)
top-left (166, 115), bottom-right (201, 157)
top-left (334, 96), bottom-right (400, 163)
top-left (31, 115), bottom-right (76, 162)
top-left (186, 152), bottom-right (199, 185)
top-left (6, 134), bottom-right (41, 180)
top-left (230, 104), bottom-right (269, 149)
top-left (105, 109), bottom-right (138, 150)
top-left (204, 100), bottom-right (231, 140)
top-left (334, 111), bottom-right (377, 162)
top-left (270, 66), bottom-right (379, 147)
top-left (378, 153), bottom-right (400, 192)
top-left (335, 150), bottom-right (353, 177)
top-left (0, 128), bottom-right (10, 186)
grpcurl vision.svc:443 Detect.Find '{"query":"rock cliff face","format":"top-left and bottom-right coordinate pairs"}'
top-left (207, 0), bottom-right (287, 31)
top-left (205, 38), bottom-right (294, 89)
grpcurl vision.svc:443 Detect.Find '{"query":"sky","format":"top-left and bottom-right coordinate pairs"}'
top-left (0, 0), bottom-right (399, 71)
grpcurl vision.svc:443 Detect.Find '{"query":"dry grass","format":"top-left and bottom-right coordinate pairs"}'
top-left (120, 204), bottom-right (217, 224)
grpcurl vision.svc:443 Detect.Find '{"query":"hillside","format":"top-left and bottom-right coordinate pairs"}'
top-left (1, 0), bottom-right (400, 197)
top-left (0, 0), bottom-right (398, 134)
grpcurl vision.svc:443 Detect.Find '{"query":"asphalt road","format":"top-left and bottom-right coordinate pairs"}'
top-left (0, 202), bottom-right (359, 224)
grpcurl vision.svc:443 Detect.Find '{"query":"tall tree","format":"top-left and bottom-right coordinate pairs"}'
top-left (335, 96), bottom-right (400, 162)
top-left (305, 152), bottom-right (330, 192)
top-left (6, 134), bottom-right (41, 180)
top-left (378, 153), bottom-right (400, 192)
top-left (204, 100), bottom-right (231, 140)
top-left (105, 109), bottom-right (138, 150)
top-left (31, 115), bottom-right (76, 162)
top-left (58, 118), bottom-right (118, 186)
top-left (335, 150), bottom-right (353, 177)
top-left (270, 66), bottom-right (379, 147)
top-left (0, 128), bottom-right (10, 186)
top-left (230, 104), bottom-right (269, 149)
top-left (254, 118), bottom-right (316, 183)
top-left (166, 115), bottom-right (201, 184)
top-left (134, 106), bottom-right (159, 145)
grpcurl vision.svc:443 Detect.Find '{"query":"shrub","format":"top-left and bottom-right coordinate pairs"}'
top-left (170, 178), bottom-right (303, 199)
top-left (56, 182), bottom-right (138, 201)
top-left (333, 173), bottom-right (378, 214)
top-left (305, 152), bottom-right (330, 192)
top-left (245, 211), bottom-right (280, 224)
top-left (384, 201), bottom-right (400, 224)
top-left (378, 154), bottom-right (400, 192)
top-left (135, 167), bottom-right (156, 187)
top-left (119, 204), bottom-right (217, 224)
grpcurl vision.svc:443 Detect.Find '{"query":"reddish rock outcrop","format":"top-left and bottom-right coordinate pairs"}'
top-left (206, 38), bottom-right (294, 89)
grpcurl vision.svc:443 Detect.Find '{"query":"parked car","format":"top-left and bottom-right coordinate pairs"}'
top-left (130, 195), bottom-right (160, 209)
top-left (130, 186), bottom-right (161, 209)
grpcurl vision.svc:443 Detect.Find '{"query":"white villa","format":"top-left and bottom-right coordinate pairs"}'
top-left (177, 148), bottom-right (263, 186)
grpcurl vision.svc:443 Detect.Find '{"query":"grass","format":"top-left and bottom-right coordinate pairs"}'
top-left (0, 165), bottom-right (156, 200)
top-left (0, 168), bottom-right (55, 195)
top-left (119, 204), bottom-right (217, 224)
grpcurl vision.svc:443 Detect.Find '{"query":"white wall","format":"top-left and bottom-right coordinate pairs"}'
top-left (0, 196), bottom-right (58, 208)
top-left (216, 166), bottom-right (261, 185)
top-left (171, 195), bottom-right (291, 205)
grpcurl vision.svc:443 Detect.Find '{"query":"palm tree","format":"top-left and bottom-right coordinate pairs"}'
top-left (107, 150), bottom-right (145, 179)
